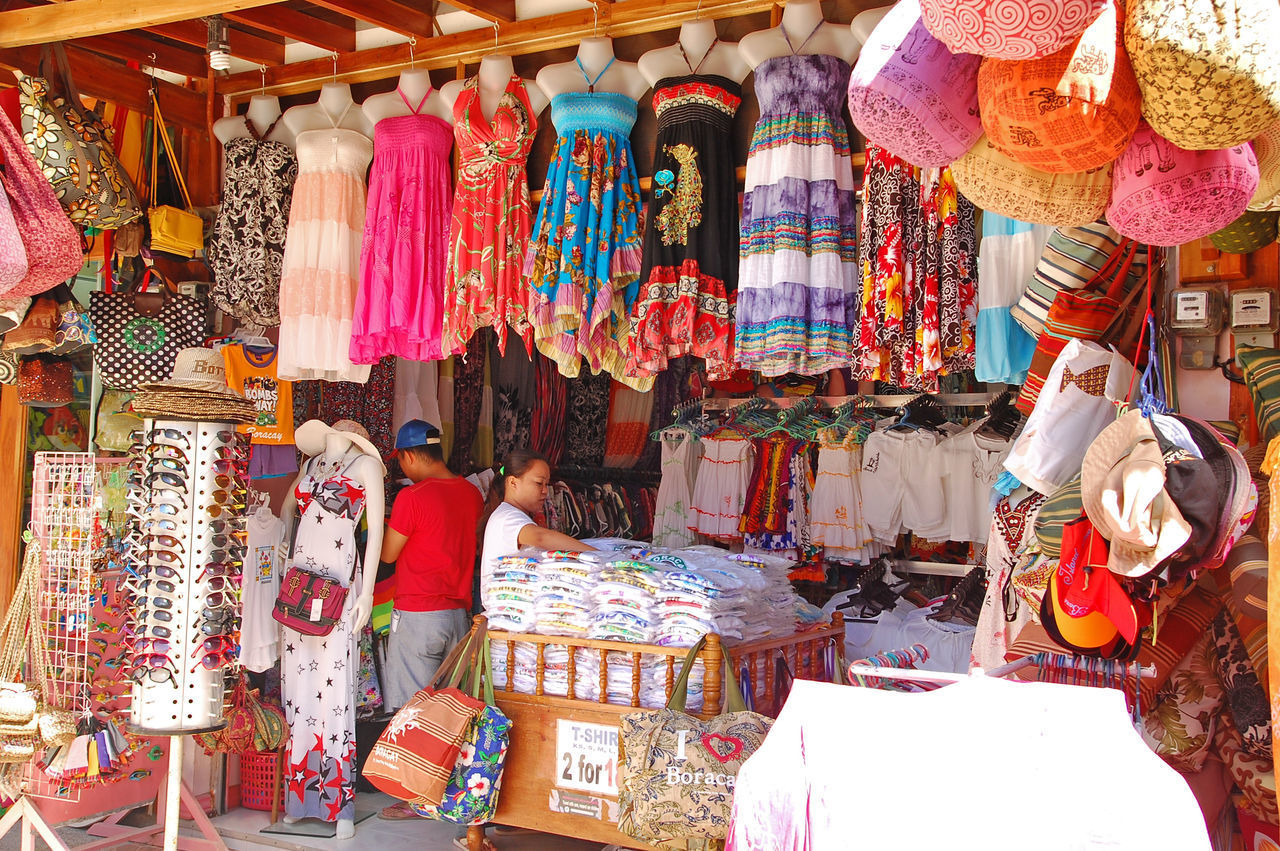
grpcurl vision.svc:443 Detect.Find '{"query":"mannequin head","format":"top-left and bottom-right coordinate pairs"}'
top-left (489, 448), bottom-right (551, 515)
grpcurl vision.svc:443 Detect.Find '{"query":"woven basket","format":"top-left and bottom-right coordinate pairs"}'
top-left (951, 135), bottom-right (1112, 226)
top-left (977, 1), bottom-right (1140, 173)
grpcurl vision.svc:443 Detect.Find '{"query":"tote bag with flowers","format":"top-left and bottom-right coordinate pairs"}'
top-left (410, 636), bottom-right (512, 826)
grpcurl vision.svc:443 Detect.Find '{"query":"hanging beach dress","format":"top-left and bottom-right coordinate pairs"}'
top-left (277, 102), bottom-right (373, 383)
top-left (736, 23), bottom-right (860, 376)
top-left (443, 75), bottom-right (538, 357)
top-left (525, 59), bottom-right (650, 391)
top-left (628, 44), bottom-right (741, 382)
top-left (350, 88), bottom-right (454, 364)
top-left (208, 115), bottom-right (297, 326)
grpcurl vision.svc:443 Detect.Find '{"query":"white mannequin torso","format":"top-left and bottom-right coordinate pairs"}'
top-left (638, 19), bottom-right (750, 86)
top-left (440, 54), bottom-right (549, 122)
top-left (738, 0), bottom-right (860, 68)
top-left (282, 83), bottom-right (373, 139)
top-left (535, 37), bottom-right (650, 102)
top-left (851, 4), bottom-right (896, 49)
top-left (362, 68), bottom-right (454, 126)
top-left (213, 95), bottom-right (296, 147)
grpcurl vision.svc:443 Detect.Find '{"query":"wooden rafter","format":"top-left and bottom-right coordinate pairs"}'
top-left (144, 19), bottom-right (286, 66)
top-left (441, 0), bottom-right (515, 25)
top-left (73, 33), bottom-right (209, 79)
top-left (0, 0), bottom-right (287, 48)
top-left (225, 7), bottom-right (356, 53)
top-left (305, 0), bottom-right (435, 40)
top-left (218, 0), bottom-right (772, 97)
top-left (0, 44), bottom-right (207, 130)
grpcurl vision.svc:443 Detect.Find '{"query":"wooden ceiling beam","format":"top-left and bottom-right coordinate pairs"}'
top-left (305, 0), bottom-right (435, 40)
top-left (144, 19), bottom-right (286, 66)
top-left (442, 0), bottom-right (515, 25)
top-left (225, 7), bottom-right (356, 53)
top-left (72, 33), bottom-right (209, 79)
top-left (0, 0), bottom-right (287, 48)
top-left (0, 44), bottom-right (207, 131)
top-left (218, 0), bottom-right (771, 97)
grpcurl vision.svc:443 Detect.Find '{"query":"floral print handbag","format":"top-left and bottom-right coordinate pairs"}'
top-left (411, 636), bottom-right (512, 825)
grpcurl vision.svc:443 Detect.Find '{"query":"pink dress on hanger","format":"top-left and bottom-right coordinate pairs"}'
top-left (350, 88), bottom-right (454, 364)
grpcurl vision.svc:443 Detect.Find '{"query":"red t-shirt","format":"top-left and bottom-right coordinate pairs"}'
top-left (387, 476), bottom-right (484, 612)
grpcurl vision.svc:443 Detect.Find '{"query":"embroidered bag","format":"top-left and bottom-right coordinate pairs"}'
top-left (16, 355), bottom-right (74, 407)
top-left (0, 107), bottom-right (83, 297)
top-left (410, 634), bottom-right (512, 825)
top-left (364, 625), bottom-right (486, 806)
top-left (617, 635), bottom-right (773, 846)
top-left (88, 271), bottom-right (205, 390)
top-left (17, 47), bottom-right (143, 229)
top-left (1017, 238), bottom-right (1144, 415)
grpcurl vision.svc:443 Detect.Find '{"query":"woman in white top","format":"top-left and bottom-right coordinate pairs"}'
top-left (481, 449), bottom-right (594, 587)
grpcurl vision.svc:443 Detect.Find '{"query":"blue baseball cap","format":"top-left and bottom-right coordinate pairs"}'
top-left (394, 419), bottom-right (442, 450)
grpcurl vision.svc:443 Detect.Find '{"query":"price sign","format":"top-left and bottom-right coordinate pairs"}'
top-left (554, 719), bottom-right (619, 795)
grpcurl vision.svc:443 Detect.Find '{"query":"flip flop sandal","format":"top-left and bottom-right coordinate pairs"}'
top-left (378, 802), bottom-right (421, 820)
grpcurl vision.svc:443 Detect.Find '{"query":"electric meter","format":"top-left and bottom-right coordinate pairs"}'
top-left (1165, 286), bottom-right (1224, 369)
top-left (1230, 288), bottom-right (1278, 348)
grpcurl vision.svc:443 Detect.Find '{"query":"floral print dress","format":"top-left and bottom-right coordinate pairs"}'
top-left (525, 64), bottom-right (649, 391)
top-left (208, 116), bottom-right (298, 326)
top-left (444, 76), bottom-right (538, 357)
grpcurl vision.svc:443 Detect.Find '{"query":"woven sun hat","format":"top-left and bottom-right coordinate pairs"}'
top-left (295, 418), bottom-right (386, 472)
top-left (1080, 409), bottom-right (1192, 578)
top-left (138, 347), bottom-right (241, 397)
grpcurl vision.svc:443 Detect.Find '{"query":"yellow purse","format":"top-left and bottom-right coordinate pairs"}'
top-left (147, 93), bottom-right (203, 259)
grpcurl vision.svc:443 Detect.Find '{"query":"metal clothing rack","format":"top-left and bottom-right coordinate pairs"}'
top-left (700, 390), bottom-right (1007, 412)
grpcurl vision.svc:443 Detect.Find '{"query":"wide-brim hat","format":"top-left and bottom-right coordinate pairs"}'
top-left (295, 419), bottom-right (385, 473)
top-left (131, 389), bottom-right (256, 424)
top-left (1081, 409), bottom-right (1192, 578)
top-left (138, 347), bottom-right (242, 397)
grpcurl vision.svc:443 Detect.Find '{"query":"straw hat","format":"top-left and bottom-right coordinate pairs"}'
top-left (295, 419), bottom-right (386, 473)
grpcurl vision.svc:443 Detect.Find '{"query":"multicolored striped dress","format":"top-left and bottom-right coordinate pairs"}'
top-left (737, 49), bottom-right (859, 376)
top-left (525, 73), bottom-right (649, 391)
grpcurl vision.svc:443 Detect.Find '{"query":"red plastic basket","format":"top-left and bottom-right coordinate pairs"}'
top-left (239, 750), bottom-right (284, 812)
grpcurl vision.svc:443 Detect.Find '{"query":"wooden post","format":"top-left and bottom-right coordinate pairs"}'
top-left (566, 644), bottom-right (577, 700)
top-left (0, 385), bottom-right (27, 605)
top-left (703, 634), bottom-right (723, 718)
top-left (630, 651), bottom-right (641, 707)
top-left (597, 648), bottom-right (607, 704)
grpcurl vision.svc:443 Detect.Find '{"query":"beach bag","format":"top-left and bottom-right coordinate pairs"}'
top-left (1017, 238), bottom-right (1144, 415)
top-left (17, 47), bottom-right (142, 229)
top-left (410, 636), bottom-right (512, 826)
top-left (617, 636), bottom-right (773, 845)
top-left (847, 0), bottom-right (982, 168)
top-left (88, 271), bottom-right (205, 391)
top-left (364, 625), bottom-right (486, 806)
top-left (147, 94), bottom-right (203, 260)
top-left (1107, 122), bottom-right (1257, 246)
top-left (1125, 0), bottom-right (1280, 150)
top-left (0, 186), bottom-right (27, 294)
top-left (977, 0), bottom-right (1140, 173)
top-left (0, 108), bottom-right (83, 297)
top-left (952, 136), bottom-right (1112, 227)
top-left (2, 295), bottom-right (59, 355)
top-left (919, 0), bottom-right (1107, 60)
top-left (1011, 219), bottom-right (1148, 338)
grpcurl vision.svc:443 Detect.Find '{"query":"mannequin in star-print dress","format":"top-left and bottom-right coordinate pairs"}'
top-left (278, 420), bottom-right (385, 838)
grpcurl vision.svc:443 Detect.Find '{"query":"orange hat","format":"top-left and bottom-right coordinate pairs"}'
top-left (1045, 513), bottom-right (1141, 649)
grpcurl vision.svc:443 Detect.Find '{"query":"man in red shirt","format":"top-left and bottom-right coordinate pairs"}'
top-left (378, 420), bottom-right (483, 713)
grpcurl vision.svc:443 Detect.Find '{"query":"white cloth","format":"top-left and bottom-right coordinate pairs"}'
top-left (653, 432), bottom-right (701, 549)
top-left (1003, 339), bottom-right (1135, 495)
top-left (860, 430), bottom-right (936, 543)
top-left (689, 437), bottom-right (752, 540)
top-left (727, 678), bottom-right (1211, 851)
top-left (391, 358), bottom-right (441, 434)
top-left (481, 502), bottom-right (534, 587)
top-left (242, 509), bottom-right (284, 673)
top-left (936, 425), bottom-right (1014, 544)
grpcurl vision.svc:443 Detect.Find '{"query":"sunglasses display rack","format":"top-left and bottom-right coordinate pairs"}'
top-left (124, 419), bottom-right (248, 735)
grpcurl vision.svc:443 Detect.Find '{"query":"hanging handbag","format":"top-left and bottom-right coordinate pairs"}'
top-left (16, 355), bottom-right (75, 407)
top-left (49, 284), bottom-right (94, 355)
top-left (0, 180), bottom-right (28, 293)
top-left (2, 295), bottom-right (59, 355)
top-left (147, 94), bottom-right (203, 260)
top-left (617, 635), bottom-right (774, 846)
top-left (410, 634), bottom-right (512, 826)
top-left (0, 108), bottom-right (83, 297)
top-left (17, 46), bottom-right (142, 230)
top-left (88, 270), bottom-right (205, 390)
top-left (272, 565), bottom-right (353, 637)
top-left (364, 625), bottom-right (487, 806)
top-left (1016, 238), bottom-right (1146, 415)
